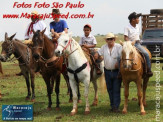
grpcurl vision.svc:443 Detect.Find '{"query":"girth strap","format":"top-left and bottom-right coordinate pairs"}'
top-left (67, 63), bottom-right (87, 84)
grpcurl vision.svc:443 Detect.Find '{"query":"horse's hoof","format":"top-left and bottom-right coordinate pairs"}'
top-left (70, 112), bottom-right (77, 116)
top-left (69, 99), bottom-right (73, 103)
top-left (92, 103), bottom-right (97, 106)
top-left (122, 111), bottom-right (127, 114)
top-left (132, 98), bottom-right (137, 101)
top-left (31, 99), bottom-right (35, 102)
top-left (47, 107), bottom-right (52, 111)
top-left (25, 97), bottom-right (30, 101)
top-left (140, 111), bottom-right (146, 115)
top-left (78, 100), bottom-right (82, 103)
top-left (84, 111), bottom-right (90, 115)
top-left (56, 107), bottom-right (60, 111)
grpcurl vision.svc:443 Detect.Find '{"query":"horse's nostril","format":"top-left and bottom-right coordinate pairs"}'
top-left (33, 54), bottom-right (40, 59)
top-left (57, 51), bottom-right (60, 54)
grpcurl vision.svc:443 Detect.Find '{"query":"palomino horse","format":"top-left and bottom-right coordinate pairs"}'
top-left (55, 32), bottom-right (104, 115)
top-left (0, 33), bottom-right (39, 101)
top-left (120, 41), bottom-right (151, 115)
top-left (32, 29), bottom-right (78, 110)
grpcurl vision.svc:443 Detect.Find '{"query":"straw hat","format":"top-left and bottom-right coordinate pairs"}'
top-left (105, 33), bottom-right (117, 39)
top-left (31, 11), bottom-right (38, 15)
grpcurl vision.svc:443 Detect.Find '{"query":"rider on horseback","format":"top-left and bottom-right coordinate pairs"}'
top-left (50, 9), bottom-right (69, 43)
top-left (124, 12), bottom-right (153, 77)
top-left (79, 24), bottom-right (103, 75)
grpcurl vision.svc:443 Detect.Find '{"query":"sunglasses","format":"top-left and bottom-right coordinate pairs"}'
top-left (106, 38), bottom-right (114, 41)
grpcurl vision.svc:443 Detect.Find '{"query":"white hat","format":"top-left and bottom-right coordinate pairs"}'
top-left (105, 33), bottom-right (117, 39)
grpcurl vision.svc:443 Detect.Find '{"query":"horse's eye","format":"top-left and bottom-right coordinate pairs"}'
top-left (65, 40), bottom-right (68, 43)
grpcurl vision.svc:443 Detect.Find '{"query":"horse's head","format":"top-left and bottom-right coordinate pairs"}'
top-left (55, 32), bottom-right (73, 56)
top-left (120, 41), bottom-right (137, 69)
top-left (0, 32), bottom-right (16, 62)
top-left (32, 29), bottom-right (46, 61)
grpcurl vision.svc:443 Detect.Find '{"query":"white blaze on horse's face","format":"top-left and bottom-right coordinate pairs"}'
top-left (55, 32), bottom-right (72, 56)
top-left (122, 41), bottom-right (134, 69)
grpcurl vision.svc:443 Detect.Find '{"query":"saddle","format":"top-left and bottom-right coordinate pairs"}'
top-left (136, 48), bottom-right (147, 77)
top-left (81, 46), bottom-right (103, 76)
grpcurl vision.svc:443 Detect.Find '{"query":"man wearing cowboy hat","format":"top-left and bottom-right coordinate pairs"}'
top-left (16, 11), bottom-right (48, 76)
top-left (50, 9), bottom-right (68, 42)
top-left (24, 11), bottom-right (49, 44)
top-left (98, 33), bottom-right (122, 113)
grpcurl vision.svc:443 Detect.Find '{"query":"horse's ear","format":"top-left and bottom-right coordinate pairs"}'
top-left (119, 40), bottom-right (123, 46)
top-left (41, 28), bottom-right (46, 35)
top-left (5, 32), bottom-right (8, 41)
top-left (9, 33), bottom-right (16, 41)
top-left (131, 40), bottom-right (136, 46)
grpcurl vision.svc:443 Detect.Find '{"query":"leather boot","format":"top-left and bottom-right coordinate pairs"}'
top-left (147, 68), bottom-right (153, 77)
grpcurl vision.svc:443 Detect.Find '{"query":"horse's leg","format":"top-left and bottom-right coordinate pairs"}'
top-left (77, 83), bottom-right (82, 103)
top-left (30, 70), bottom-right (35, 102)
top-left (69, 79), bottom-right (78, 116)
top-left (122, 82), bottom-right (129, 114)
top-left (83, 79), bottom-right (90, 115)
top-left (50, 76), bottom-right (55, 94)
top-left (137, 79), bottom-right (146, 115)
top-left (143, 76), bottom-right (149, 107)
top-left (62, 72), bottom-right (73, 102)
top-left (92, 80), bottom-right (98, 106)
top-left (23, 72), bottom-right (31, 100)
top-left (55, 74), bottom-right (60, 110)
top-left (63, 72), bottom-right (70, 95)
top-left (43, 76), bottom-right (52, 110)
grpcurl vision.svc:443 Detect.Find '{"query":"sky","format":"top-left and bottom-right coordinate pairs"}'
top-left (0, 0), bottom-right (162, 41)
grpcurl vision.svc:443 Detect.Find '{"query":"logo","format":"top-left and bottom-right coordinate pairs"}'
top-left (2, 105), bottom-right (33, 121)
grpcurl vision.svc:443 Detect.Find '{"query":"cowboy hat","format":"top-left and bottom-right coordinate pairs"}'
top-left (105, 33), bottom-right (117, 39)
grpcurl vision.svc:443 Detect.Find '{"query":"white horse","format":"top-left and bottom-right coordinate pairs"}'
top-left (55, 32), bottom-right (104, 115)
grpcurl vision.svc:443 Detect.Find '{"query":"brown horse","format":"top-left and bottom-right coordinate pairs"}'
top-left (32, 29), bottom-right (79, 110)
top-left (0, 33), bottom-right (39, 101)
top-left (120, 41), bottom-right (151, 115)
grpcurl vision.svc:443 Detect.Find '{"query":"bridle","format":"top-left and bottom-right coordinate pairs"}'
top-left (58, 39), bottom-right (78, 58)
top-left (121, 53), bottom-right (141, 71)
top-left (2, 41), bottom-right (30, 65)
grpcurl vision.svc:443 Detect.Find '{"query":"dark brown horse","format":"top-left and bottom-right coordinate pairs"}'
top-left (32, 29), bottom-right (79, 110)
top-left (0, 33), bottom-right (39, 101)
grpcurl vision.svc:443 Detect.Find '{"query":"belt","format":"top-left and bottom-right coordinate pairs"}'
top-left (104, 68), bottom-right (119, 72)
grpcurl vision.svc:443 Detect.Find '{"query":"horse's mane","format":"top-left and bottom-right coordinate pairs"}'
top-left (123, 41), bottom-right (137, 54)
top-left (72, 38), bottom-right (86, 58)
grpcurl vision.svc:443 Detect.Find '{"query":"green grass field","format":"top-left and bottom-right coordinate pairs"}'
top-left (0, 36), bottom-right (163, 122)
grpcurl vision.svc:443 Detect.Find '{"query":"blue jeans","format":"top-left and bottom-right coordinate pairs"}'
top-left (135, 43), bottom-right (151, 69)
top-left (104, 68), bottom-right (121, 109)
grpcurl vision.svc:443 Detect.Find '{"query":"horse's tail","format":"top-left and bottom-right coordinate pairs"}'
top-left (0, 62), bottom-right (3, 74)
top-left (99, 73), bottom-right (106, 92)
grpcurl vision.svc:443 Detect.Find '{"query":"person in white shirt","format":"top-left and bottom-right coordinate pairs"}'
top-left (98, 33), bottom-right (122, 113)
top-left (79, 24), bottom-right (97, 48)
top-left (16, 11), bottom-right (48, 76)
top-left (24, 11), bottom-right (49, 44)
top-left (79, 24), bottom-right (102, 75)
top-left (124, 12), bottom-right (153, 77)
